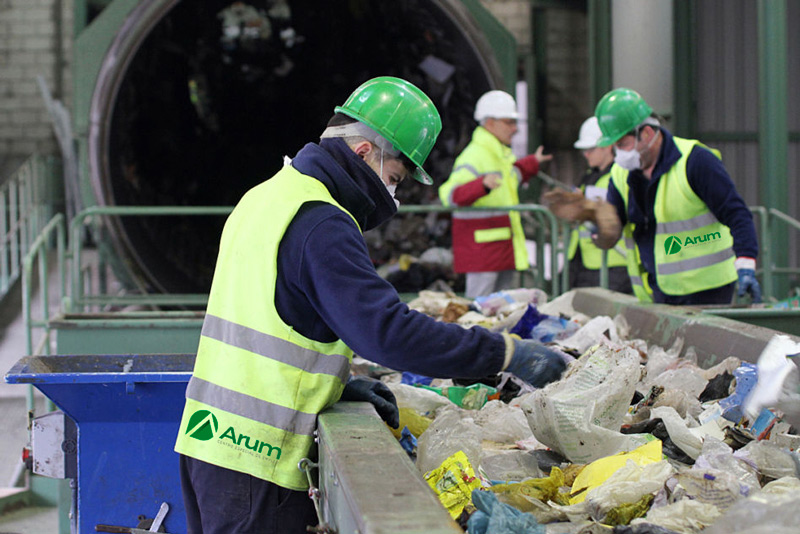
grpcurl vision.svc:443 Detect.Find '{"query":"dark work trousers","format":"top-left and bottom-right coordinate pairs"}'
top-left (180, 455), bottom-right (318, 534)
top-left (651, 278), bottom-right (735, 306)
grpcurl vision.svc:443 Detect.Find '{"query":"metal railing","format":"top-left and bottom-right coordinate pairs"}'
top-left (0, 155), bottom-right (56, 303)
top-left (21, 203), bottom-right (800, 366)
top-left (60, 204), bottom-right (567, 312)
top-left (20, 213), bottom-right (65, 413)
top-left (749, 206), bottom-right (800, 301)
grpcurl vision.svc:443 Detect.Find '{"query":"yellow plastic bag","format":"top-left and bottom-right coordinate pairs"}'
top-left (489, 466), bottom-right (571, 511)
top-left (389, 407), bottom-right (432, 439)
top-left (569, 439), bottom-right (662, 504)
top-left (424, 450), bottom-right (482, 519)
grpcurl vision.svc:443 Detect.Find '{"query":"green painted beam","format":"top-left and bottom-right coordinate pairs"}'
top-left (570, 288), bottom-right (800, 368)
top-left (757, 0), bottom-right (790, 298)
top-left (672, 0), bottom-right (697, 137)
top-left (459, 0), bottom-right (518, 92)
top-left (588, 0), bottom-right (612, 106)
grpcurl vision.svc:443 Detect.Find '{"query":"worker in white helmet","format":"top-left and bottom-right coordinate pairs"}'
top-left (439, 90), bottom-right (551, 298)
top-left (561, 117), bottom-right (631, 293)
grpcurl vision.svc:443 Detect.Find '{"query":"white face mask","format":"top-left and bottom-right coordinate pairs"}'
top-left (615, 127), bottom-right (659, 171)
top-left (614, 147), bottom-right (641, 171)
top-left (385, 182), bottom-right (400, 208)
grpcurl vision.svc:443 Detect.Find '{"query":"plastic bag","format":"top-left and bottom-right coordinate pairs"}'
top-left (693, 437), bottom-right (760, 495)
top-left (416, 406), bottom-right (483, 475)
top-left (473, 288), bottom-right (548, 317)
top-left (581, 460), bottom-right (673, 524)
top-left (744, 335), bottom-right (800, 422)
top-left (401, 371), bottom-right (433, 386)
top-left (530, 316), bottom-right (580, 344)
top-left (489, 465), bottom-right (570, 512)
top-left (734, 440), bottom-right (799, 480)
top-left (479, 450), bottom-right (542, 483)
top-left (521, 344), bottom-right (649, 463)
top-left (643, 338), bottom-right (683, 381)
top-left (467, 488), bottom-right (545, 534)
top-left (387, 382), bottom-right (453, 415)
top-left (718, 363), bottom-right (758, 422)
top-left (648, 406), bottom-right (704, 460)
top-left (558, 315), bottom-right (619, 355)
top-left (569, 440), bottom-right (663, 505)
top-left (473, 400), bottom-right (533, 444)
top-left (423, 450), bottom-right (482, 519)
top-left (646, 367), bottom-right (708, 400)
top-left (631, 499), bottom-right (722, 533)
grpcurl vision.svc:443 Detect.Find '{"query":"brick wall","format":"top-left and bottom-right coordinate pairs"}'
top-left (480, 0), bottom-right (532, 53)
top-left (0, 0), bottom-right (72, 179)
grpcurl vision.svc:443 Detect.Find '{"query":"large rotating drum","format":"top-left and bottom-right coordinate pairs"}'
top-left (80, 0), bottom-right (513, 295)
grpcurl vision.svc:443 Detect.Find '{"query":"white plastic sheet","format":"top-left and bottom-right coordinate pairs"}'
top-left (521, 344), bottom-right (649, 463)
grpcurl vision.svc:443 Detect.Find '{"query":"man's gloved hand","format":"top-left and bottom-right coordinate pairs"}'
top-left (735, 257), bottom-right (762, 303)
top-left (543, 189), bottom-right (589, 222)
top-left (591, 200), bottom-right (622, 250)
top-left (505, 339), bottom-right (567, 388)
top-left (340, 376), bottom-right (399, 428)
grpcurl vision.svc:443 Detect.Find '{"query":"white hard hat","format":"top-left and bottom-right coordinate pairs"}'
top-left (573, 116), bottom-right (603, 149)
top-left (474, 90), bottom-right (518, 122)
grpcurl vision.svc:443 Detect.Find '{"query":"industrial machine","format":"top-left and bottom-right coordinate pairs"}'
top-left (72, 0), bottom-right (517, 296)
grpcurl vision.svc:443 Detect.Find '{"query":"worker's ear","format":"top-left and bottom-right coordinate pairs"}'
top-left (352, 140), bottom-right (373, 160)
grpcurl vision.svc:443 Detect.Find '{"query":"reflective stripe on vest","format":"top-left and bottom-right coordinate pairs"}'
top-left (567, 169), bottom-right (627, 269)
top-left (610, 136), bottom-right (735, 299)
top-left (438, 127), bottom-right (529, 269)
top-left (175, 165), bottom-right (354, 491)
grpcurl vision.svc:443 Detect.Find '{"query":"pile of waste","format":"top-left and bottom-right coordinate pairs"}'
top-left (366, 289), bottom-right (800, 534)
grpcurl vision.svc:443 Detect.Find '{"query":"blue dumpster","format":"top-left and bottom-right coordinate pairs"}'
top-left (5, 354), bottom-right (193, 534)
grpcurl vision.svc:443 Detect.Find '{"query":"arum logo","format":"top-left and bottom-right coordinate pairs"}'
top-left (664, 236), bottom-right (682, 255)
top-left (665, 232), bottom-right (722, 255)
top-left (186, 410), bottom-right (219, 441)
top-left (185, 409), bottom-right (282, 459)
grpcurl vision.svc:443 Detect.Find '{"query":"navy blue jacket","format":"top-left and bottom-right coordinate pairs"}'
top-left (607, 128), bottom-right (758, 287)
top-left (274, 138), bottom-right (506, 378)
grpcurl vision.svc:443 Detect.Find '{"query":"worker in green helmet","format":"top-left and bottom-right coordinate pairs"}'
top-left (548, 87), bottom-right (761, 305)
top-left (174, 76), bottom-right (567, 533)
top-left (546, 116), bottom-right (632, 293)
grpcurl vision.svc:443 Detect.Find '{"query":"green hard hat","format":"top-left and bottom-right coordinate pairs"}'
top-left (335, 76), bottom-right (442, 185)
top-left (594, 88), bottom-right (653, 147)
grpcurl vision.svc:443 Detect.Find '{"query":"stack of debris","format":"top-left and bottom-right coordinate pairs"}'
top-left (355, 289), bottom-right (800, 533)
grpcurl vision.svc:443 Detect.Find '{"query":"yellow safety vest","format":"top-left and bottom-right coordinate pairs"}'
top-left (611, 136), bottom-right (736, 300)
top-left (567, 168), bottom-right (627, 269)
top-left (438, 127), bottom-right (530, 270)
top-left (175, 165), bottom-right (354, 491)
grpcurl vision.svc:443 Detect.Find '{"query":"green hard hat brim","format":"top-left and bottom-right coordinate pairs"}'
top-left (414, 167), bottom-right (434, 185)
top-left (596, 132), bottom-right (622, 148)
top-left (335, 105), bottom-right (435, 185)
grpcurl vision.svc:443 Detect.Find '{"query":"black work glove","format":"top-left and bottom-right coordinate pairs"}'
top-left (340, 376), bottom-right (399, 429)
top-left (506, 339), bottom-right (567, 388)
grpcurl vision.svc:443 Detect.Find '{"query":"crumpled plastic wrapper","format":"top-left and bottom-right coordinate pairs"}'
top-left (416, 406), bottom-right (483, 475)
top-left (631, 498), bottom-right (722, 532)
top-left (521, 343), bottom-right (649, 463)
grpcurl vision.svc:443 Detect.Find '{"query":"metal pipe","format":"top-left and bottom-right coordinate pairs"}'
top-left (758, 0), bottom-right (789, 298)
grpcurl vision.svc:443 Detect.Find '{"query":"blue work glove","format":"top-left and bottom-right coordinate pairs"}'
top-left (506, 339), bottom-right (567, 388)
top-left (340, 376), bottom-right (399, 429)
top-left (735, 257), bottom-right (762, 303)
